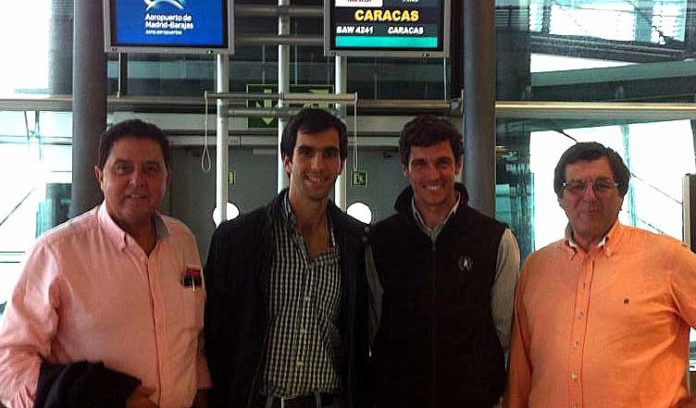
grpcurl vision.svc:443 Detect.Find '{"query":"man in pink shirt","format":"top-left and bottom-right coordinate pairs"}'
top-left (0, 119), bottom-right (210, 408)
top-left (505, 142), bottom-right (696, 408)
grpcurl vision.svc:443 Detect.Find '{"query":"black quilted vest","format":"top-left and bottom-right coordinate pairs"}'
top-left (369, 184), bottom-right (506, 408)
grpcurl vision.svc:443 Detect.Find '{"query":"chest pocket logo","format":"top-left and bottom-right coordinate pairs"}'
top-left (458, 255), bottom-right (473, 273)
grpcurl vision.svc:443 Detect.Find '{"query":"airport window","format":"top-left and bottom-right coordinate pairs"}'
top-left (347, 202), bottom-right (373, 224)
top-left (1, 1), bottom-right (51, 95)
top-left (0, 112), bottom-right (72, 321)
top-left (497, 0), bottom-right (695, 102)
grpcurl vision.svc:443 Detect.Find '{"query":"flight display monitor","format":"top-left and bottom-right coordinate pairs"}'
top-left (104, 0), bottom-right (234, 55)
top-left (324, 0), bottom-right (450, 58)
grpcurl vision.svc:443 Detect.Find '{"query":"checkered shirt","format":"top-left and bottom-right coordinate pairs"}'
top-left (260, 194), bottom-right (344, 397)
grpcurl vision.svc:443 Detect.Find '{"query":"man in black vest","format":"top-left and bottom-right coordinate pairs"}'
top-left (369, 115), bottom-right (520, 407)
top-left (204, 108), bottom-right (370, 408)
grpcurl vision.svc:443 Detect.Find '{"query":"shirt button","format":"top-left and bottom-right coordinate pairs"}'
top-left (573, 341), bottom-right (580, 349)
top-left (296, 360), bottom-right (304, 366)
top-left (571, 373), bottom-right (578, 380)
top-left (304, 296), bottom-right (311, 303)
top-left (577, 312), bottom-right (584, 319)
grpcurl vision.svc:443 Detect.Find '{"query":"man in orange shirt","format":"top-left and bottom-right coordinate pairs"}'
top-left (505, 142), bottom-right (696, 408)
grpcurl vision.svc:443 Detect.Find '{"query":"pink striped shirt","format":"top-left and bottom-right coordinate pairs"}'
top-left (0, 204), bottom-right (210, 408)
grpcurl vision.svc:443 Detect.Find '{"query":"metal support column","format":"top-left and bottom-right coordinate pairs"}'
top-left (49, 0), bottom-right (73, 95)
top-left (463, 0), bottom-right (496, 217)
top-left (277, 0), bottom-right (291, 192)
top-left (335, 56), bottom-right (348, 210)
top-left (117, 53), bottom-right (128, 97)
top-left (620, 124), bottom-right (636, 226)
top-left (216, 54), bottom-right (230, 222)
top-left (70, 0), bottom-right (106, 217)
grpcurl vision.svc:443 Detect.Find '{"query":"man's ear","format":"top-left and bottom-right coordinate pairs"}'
top-left (282, 154), bottom-right (292, 175)
top-left (94, 166), bottom-right (104, 187)
top-left (455, 156), bottom-right (463, 175)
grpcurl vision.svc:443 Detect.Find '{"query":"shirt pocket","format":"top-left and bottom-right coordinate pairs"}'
top-left (177, 286), bottom-right (205, 331)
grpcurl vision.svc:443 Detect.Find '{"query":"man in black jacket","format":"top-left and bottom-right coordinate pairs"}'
top-left (204, 108), bottom-right (370, 408)
top-left (369, 115), bottom-right (520, 407)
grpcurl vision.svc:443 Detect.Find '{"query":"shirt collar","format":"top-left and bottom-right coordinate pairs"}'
top-left (564, 219), bottom-right (623, 256)
top-left (281, 191), bottom-right (336, 246)
top-left (411, 192), bottom-right (460, 238)
top-left (98, 202), bottom-right (169, 251)
top-left (281, 191), bottom-right (298, 232)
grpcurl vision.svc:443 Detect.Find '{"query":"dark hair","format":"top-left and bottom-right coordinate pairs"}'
top-left (97, 119), bottom-right (170, 169)
top-left (281, 108), bottom-right (348, 161)
top-left (399, 115), bottom-right (463, 167)
top-left (553, 142), bottom-right (630, 198)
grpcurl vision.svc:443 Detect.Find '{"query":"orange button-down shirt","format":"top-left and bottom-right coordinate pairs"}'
top-left (505, 222), bottom-right (696, 408)
top-left (0, 204), bottom-right (210, 408)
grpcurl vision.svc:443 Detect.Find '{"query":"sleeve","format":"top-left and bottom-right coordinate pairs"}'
top-left (491, 228), bottom-right (521, 353)
top-left (0, 242), bottom-right (142, 408)
top-left (667, 241), bottom-right (696, 328)
top-left (0, 241), bottom-right (61, 407)
top-left (364, 246), bottom-right (383, 347)
top-left (503, 261), bottom-right (532, 408)
top-left (203, 225), bottom-right (231, 402)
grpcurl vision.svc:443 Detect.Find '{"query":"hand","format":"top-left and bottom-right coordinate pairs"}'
top-left (126, 386), bottom-right (158, 408)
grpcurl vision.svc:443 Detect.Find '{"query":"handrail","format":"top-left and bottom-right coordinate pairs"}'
top-left (3, 96), bottom-right (696, 120)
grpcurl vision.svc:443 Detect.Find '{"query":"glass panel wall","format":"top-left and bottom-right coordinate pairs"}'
top-left (0, 111), bottom-right (72, 318)
top-left (1, 0), bottom-right (52, 95)
top-left (496, 0), bottom-right (696, 102)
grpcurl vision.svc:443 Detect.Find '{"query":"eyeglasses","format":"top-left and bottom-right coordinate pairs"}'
top-left (563, 178), bottom-right (619, 196)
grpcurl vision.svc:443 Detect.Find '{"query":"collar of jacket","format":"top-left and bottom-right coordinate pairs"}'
top-left (393, 183), bottom-right (471, 219)
top-left (264, 188), bottom-right (369, 241)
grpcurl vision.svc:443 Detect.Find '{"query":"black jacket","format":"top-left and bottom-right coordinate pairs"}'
top-left (204, 190), bottom-right (370, 408)
top-left (369, 184), bottom-right (507, 408)
top-left (34, 362), bottom-right (139, 408)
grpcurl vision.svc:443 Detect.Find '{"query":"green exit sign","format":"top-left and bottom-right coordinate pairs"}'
top-left (246, 84), bottom-right (335, 128)
top-left (228, 170), bottom-right (236, 186)
top-left (352, 170), bottom-right (367, 186)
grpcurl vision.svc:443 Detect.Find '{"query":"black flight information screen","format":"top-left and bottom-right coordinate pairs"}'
top-left (324, 0), bottom-right (449, 57)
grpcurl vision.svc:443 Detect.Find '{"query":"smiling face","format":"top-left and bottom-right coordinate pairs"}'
top-left (404, 140), bottom-right (463, 215)
top-left (559, 156), bottom-right (624, 249)
top-left (283, 128), bottom-right (344, 204)
top-left (94, 136), bottom-right (170, 235)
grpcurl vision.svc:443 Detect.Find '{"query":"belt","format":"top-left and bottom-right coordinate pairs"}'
top-left (256, 393), bottom-right (336, 408)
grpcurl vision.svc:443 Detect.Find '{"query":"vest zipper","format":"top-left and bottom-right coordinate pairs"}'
top-left (431, 240), bottom-right (437, 408)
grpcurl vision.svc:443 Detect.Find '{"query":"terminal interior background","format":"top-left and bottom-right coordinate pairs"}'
top-left (1, 0), bottom-right (696, 369)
